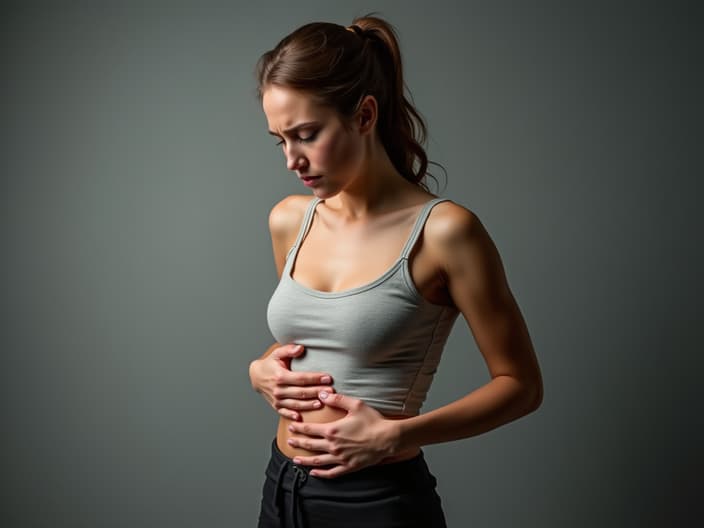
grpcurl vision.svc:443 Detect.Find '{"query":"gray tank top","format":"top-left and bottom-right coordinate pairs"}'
top-left (267, 197), bottom-right (459, 416)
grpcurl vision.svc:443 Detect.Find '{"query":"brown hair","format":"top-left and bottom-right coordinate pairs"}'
top-left (256, 15), bottom-right (440, 190)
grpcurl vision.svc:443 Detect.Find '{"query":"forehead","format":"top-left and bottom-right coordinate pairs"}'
top-left (262, 86), bottom-right (334, 130)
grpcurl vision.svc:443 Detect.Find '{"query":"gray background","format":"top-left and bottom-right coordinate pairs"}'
top-left (3, 1), bottom-right (701, 526)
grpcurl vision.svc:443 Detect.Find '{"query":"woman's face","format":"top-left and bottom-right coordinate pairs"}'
top-left (262, 86), bottom-right (364, 198)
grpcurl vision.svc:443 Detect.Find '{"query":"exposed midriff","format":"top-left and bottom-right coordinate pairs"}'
top-left (276, 407), bottom-right (420, 463)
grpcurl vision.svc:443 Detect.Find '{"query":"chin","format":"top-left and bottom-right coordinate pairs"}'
top-left (311, 187), bottom-right (340, 200)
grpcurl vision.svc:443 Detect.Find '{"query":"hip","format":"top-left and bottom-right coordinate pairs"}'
top-left (258, 438), bottom-right (446, 528)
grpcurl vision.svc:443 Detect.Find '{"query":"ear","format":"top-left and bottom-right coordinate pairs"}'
top-left (354, 95), bottom-right (378, 135)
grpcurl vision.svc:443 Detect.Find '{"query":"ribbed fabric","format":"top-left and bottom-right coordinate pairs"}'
top-left (266, 198), bottom-right (459, 416)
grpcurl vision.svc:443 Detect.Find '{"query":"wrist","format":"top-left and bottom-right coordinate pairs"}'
top-left (383, 419), bottom-right (404, 458)
top-left (393, 416), bottom-right (420, 454)
top-left (248, 359), bottom-right (262, 392)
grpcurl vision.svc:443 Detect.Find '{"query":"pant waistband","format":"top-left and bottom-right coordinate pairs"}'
top-left (265, 438), bottom-right (433, 491)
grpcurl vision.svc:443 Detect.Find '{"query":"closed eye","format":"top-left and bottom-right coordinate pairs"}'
top-left (268, 121), bottom-right (321, 146)
top-left (274, 130), bottom-right (319, 147)
top-left (297, 130), bottom-right (318, 143)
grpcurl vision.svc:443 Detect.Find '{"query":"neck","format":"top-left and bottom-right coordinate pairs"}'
top-left (325, 140), bottom-right (418, 220)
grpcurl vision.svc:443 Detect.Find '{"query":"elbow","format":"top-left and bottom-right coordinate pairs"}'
top-left (531, 386), bottom-right (543, 413)
top-left (524, 377), bottom-right (543, 414)
top-left (509, 375), bottom-right (542, 417)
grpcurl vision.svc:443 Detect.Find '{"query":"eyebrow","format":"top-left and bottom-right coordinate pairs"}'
top-left (267, 121), bottom-right (319, 137)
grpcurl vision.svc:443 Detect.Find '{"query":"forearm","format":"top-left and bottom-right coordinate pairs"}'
top-left (394, 375), bottom-right (542, 452)
top-left (249, 342), bottom-right (280, 391)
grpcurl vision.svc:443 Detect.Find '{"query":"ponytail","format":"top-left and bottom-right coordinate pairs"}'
top-left (257, 14), bottom-right (441, 190)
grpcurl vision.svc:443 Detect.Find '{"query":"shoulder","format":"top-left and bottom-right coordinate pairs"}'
top-left (268, 194), bottom-right (317, 239)
top-left (268, 195), bottom-right (318, 275)
top-left (423, 200), bottom-right (499, 273)
top-left (424, 200), bottom-right (486, 247)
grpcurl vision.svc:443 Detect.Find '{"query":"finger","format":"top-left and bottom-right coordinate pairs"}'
top-left (286, 372), bottom-right (332, 388)
top-left (274, 369), bottom-right (326, 388)
top-left (290, 453), bottom-right (339, 467)
top-left (310, 465), bottom-right (355, 479)
top-left (286, 436), bottom-right (329, 453)
top-left (272, 343), bottom-right (305, 359)
top-left (318, 391), bottom-right (362, 412)
top-left (288, 421), bottom-right (327, 438)
top-left (277, 408), bottom-right (300, 421)
top-left (276, 386), bottom-right (333, 401)
top-left (276, 398), bottom-right (322, 411)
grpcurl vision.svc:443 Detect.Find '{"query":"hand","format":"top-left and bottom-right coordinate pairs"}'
top-left (286, 392), bottom-right (400, 478)
top-left (249, 344), bottom-right (334, 421)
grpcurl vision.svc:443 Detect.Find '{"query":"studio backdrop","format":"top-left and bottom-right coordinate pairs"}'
top-left (3, 1), bottom-right (700, 527)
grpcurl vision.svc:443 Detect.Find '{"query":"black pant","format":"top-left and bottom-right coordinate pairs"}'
top-left (257, 439), bottom-right (447, 528)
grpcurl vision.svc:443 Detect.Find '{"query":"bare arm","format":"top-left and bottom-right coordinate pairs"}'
top-left (286, 203), bottom-right (542, 476)
top-left (249, 195), bottom-right (333, 420)
top-left (393, 205), bottom-right (542, 448)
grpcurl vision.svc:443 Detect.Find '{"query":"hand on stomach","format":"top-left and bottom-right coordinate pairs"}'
top-left (277, 406), bottom-right (347, 459)
top-left (276, 406), bottom-right (419, 463)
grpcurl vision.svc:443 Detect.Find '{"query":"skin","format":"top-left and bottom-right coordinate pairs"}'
top-left (249, 85), bottom-right (543, 478)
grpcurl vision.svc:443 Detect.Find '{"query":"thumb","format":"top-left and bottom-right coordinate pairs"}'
top-left (318, 391), bottom-right (362, 412)
top-left (275, 344), bottom-right (304, 359)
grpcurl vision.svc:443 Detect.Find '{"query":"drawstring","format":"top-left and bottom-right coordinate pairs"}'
top-left (273, 458), bottom-right (308, 528)
top-left (290, 465), bottom-right (308, 528)
top-left (272, 460), bottom-right (288, 521)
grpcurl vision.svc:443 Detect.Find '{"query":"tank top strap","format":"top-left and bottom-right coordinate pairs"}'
top-left (400, 198), bottom-right (451, 259)
top-left (286, 197), bottom-right (322, 261)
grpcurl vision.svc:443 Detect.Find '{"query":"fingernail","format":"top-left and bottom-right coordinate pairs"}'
top-left (319, 391), bottom-right (329, 400)
top-left (293, 457), bottom-right (302, 464)
top-left (320, 375), bottom-right (331, 384)
top-left (294, 345), bottom-right (303, 351)
top-left (312, 400), bottom-right (321, 408)
top-left (288, 425), bottom-right (294, 432)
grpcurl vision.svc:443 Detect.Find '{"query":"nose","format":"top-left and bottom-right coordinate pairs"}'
top-left (285, 145), bottom-right (307, 172)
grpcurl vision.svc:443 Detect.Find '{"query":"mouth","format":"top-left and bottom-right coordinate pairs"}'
top-left (299, 175), bottom-right (322, 187)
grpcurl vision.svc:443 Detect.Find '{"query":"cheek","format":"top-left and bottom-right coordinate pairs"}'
top-left (317, 130), bottom-right (358, 170)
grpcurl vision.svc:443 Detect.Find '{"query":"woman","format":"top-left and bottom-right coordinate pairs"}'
top-left (249, 15), bottom-right (543, 528)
